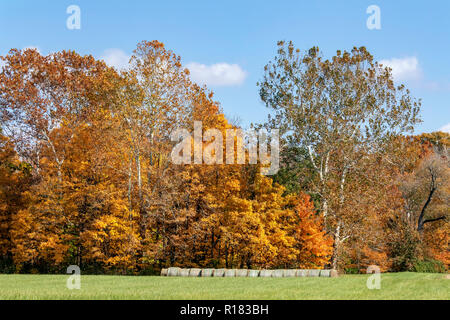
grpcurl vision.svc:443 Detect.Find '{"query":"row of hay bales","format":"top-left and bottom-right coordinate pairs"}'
top-left (161, 268), bottom-right (338, 277)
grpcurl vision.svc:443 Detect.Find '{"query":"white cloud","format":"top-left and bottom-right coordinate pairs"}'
top-left (379, 56), bottom-right (422, 82)
top-left (100, 48), bottom-right (130, 71)
top-left (186, 62), bottom-right (247, 87)
top-left (438, 123), bottom-right (450, 134)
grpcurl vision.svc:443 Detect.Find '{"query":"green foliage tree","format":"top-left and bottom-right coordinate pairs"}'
top-left (258, 42), bottom-right (421, 269)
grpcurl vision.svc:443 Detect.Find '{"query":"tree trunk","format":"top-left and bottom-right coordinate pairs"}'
top-left (136, 149), bottom-right (142, 202)
top-left (331, 222), bottom-right (341, 270)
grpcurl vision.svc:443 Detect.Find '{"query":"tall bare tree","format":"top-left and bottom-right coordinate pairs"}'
top-left (401, 153), bottom-right (449, 232)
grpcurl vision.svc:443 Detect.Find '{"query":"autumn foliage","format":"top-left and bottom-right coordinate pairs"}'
top-left (0, 42), bottom-right (333, 274)
top-left (0, 41), bottom-right (447, 274)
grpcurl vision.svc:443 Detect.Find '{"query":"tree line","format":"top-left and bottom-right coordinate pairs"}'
top-left (0, 40), bottom-right (448, 274)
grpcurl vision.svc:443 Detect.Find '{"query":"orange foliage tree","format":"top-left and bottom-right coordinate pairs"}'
top-left (0, 43), bottom-right (333, 273)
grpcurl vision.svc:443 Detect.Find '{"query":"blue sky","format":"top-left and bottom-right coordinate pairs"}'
top-left (1, 0), bottom-right (449, 133)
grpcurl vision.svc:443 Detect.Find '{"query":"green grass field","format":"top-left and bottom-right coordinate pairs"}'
top-left (0, 272), bottom-right (448, 300)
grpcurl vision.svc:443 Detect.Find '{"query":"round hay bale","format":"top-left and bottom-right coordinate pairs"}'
top-left (248, 270), bottom-right (260, 278)
top-left (259, 270), bottom-right (273, 277)
top-left (272, 270), bottom-right (284, 278)
top-left (213, 269), bottom-right (226, 277)
top-left (236, 269), bottom-right (249, 277)
top-left (201, 269), bottom-right (214, 277)
top-left (160, 268), bottom-right (168, 276)
top-left (224, 269), bottom-right (236, 277)
top-left (189, 268), bottom-right (202, 277)
top-left (167, 267), bottom-right (181, 277)
top-left (320, 270), bottom-right (331, 277)
top-left (179, 268), bottom-right (190, 277)
top-left (309, 269), bottom-right (320, 277)
top-left (283, 270), bottom-right (296, 277)
top-left (330, 269), bottom-right (339, 278)
top-left (295, 269), bottom-right (308, 277)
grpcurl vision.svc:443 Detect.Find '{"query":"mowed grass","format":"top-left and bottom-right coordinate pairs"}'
top-left (0, 272), bottom-right (448, 300)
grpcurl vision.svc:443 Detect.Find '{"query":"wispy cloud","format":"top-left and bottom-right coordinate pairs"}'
top-left (379, 56), bottom-right (422, 82)
top-left (100, 48), bottom-right (130, 71)
top-left (379, 56), bottom-right (450, 92)
top-left (438, 123), bottom-right (450, 134)
top-left (186, 62), bottom-right (247, 87)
